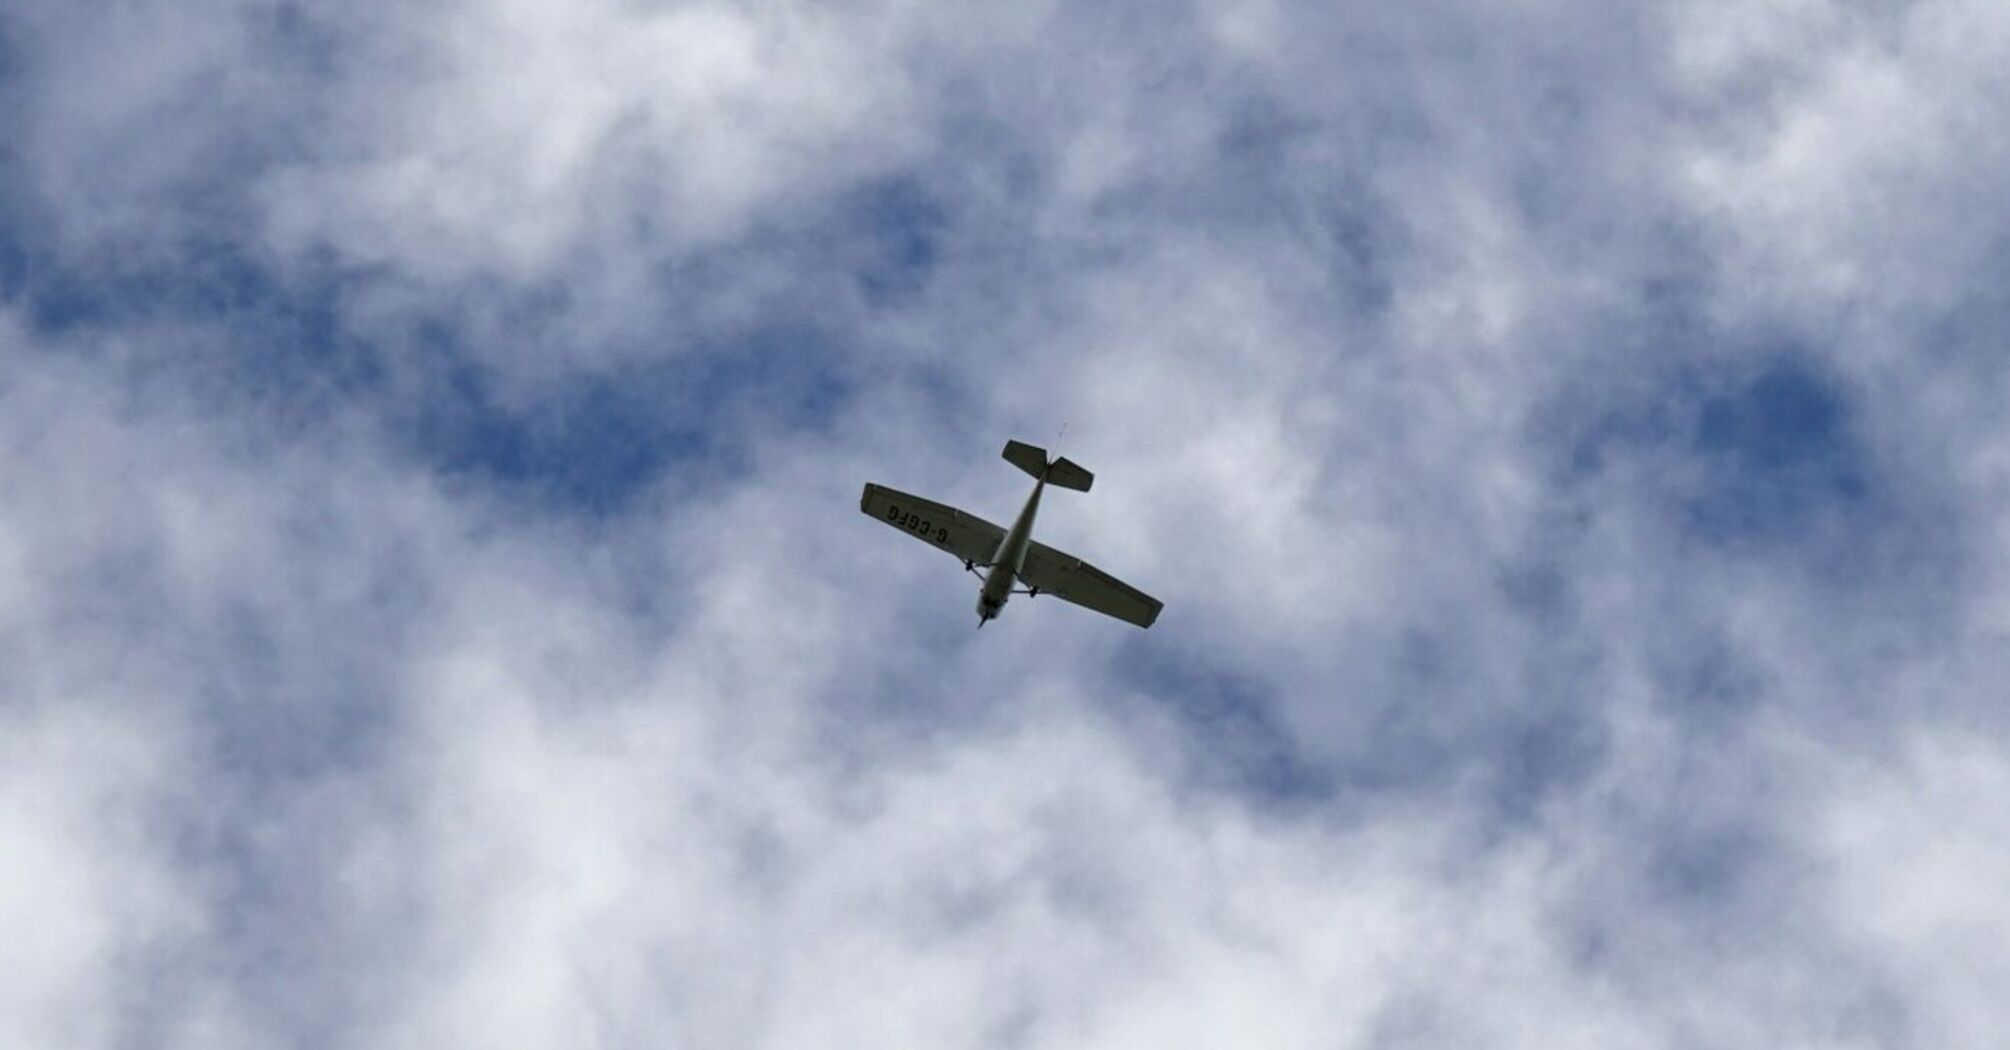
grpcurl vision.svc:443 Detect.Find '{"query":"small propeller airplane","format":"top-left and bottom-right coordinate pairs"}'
top-left (861, 440), bottom-right (1163, 629)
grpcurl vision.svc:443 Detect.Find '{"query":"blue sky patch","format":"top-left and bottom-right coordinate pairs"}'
top-left (1113, 645), bottom-right (1335, 808)
top-left (400, 324), bottom-right (853, 515)
top-left (1555, 348), bottom-right (1876, 555)
top-left (849, 175), bottom-right (950, 307)
top-left (1687, 357), bottom-right (1868, 546)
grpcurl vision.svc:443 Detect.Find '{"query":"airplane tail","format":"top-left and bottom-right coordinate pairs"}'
top-left (1046, 456), bottom-right (1093, 492)
top-left (1002, 439), bottom-right (1094, 492)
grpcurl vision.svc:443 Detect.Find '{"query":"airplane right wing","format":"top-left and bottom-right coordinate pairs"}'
top-left (1019, 540), bottom-right (1163, 629)
top-left (860, 483), bottom-right (1007, 566)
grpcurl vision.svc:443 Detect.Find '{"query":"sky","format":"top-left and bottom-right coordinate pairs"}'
top-left (4, 0), bottom-right (2010, 1046)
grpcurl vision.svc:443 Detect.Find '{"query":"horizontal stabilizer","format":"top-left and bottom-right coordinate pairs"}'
top-left (1003, 440), bottom-right (1047, 479)
top-left (1004, 440), bottom-right (1093, 491)
top-left (1045, 456), bottom-right (1093, 492)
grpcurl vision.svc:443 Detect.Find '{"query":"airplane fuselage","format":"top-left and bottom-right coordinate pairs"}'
top-left (977, 475), bottom-right (1046, 624)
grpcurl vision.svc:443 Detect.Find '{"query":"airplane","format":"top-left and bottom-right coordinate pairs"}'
top-left (860, 440), bottom-right (1163, 629)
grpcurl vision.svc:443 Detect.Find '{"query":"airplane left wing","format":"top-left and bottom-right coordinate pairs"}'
top-left (1019, 540), bottom-right (1163, 628)
top-left (861, 483), bottom-right (1007, 566)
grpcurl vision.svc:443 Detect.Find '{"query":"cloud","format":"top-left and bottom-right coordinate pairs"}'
top-left (1815, 730), bottom-right (2010, 1046)
top-left (6, 0), bottom-right (2010, 1046)
top-left (0, 702), bottom-right (213, 1050)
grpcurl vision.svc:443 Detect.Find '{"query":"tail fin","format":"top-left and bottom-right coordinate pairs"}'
top-left (1001, 440), bottom-right (1094, 492)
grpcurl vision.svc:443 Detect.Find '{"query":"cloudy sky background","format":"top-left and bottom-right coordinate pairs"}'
top-left (5, 0), bottom-right (2010, 1046)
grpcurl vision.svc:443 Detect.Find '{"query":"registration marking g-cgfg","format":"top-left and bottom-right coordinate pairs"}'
top-left (886, 503), bottom-right (951, 545)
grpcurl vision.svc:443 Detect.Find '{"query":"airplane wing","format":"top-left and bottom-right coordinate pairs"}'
top-left (860, 483), bottom-right (1006, 566)
top-left (1019, 540), bottom-right (1163, 629)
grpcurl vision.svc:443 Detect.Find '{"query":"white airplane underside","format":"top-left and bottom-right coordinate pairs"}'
top-left (861, 440), bottom-right (1163, 629)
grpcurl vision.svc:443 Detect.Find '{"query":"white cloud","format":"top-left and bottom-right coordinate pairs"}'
top-left (1814, 731), bottom-right (2010, 1049)
top-left (0, 704), bottom-right (211, 1050)
top-left (7, 0), bottom-right (2010, 1045)
top-left (1671, 0), bottom-right (2010, 320)
top-left (258, 0), bottom-right (939, 280)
